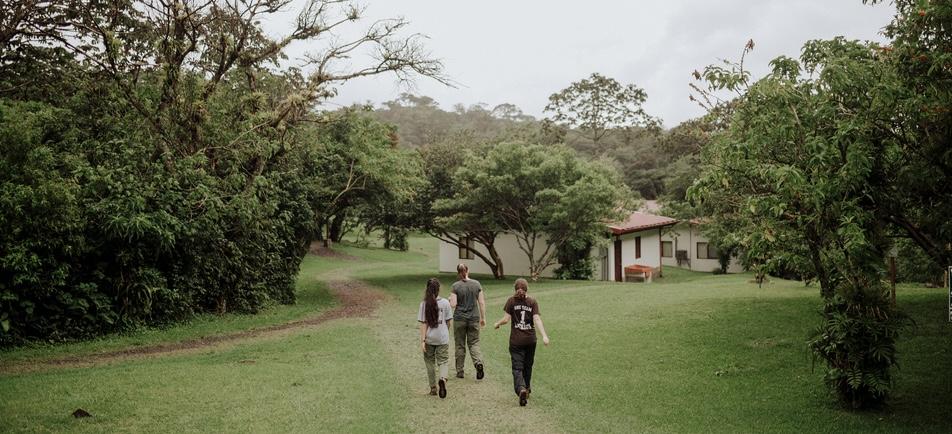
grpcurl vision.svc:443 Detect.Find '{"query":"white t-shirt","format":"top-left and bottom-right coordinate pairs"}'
top-left (417, 297), bottom-right (452, 345)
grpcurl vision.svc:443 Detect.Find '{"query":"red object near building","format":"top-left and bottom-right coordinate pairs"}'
top-left (624, 264), bottom-right (655, 282)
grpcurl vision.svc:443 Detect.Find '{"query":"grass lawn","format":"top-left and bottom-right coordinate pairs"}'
top-left (2, 235), bottom-right (950, 433)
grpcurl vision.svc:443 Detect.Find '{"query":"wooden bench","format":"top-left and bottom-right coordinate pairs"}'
top-left (624, 264), bottom-right (654, 283)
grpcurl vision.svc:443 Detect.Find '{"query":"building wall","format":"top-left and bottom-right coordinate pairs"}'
top-left (660, 223), bottom-right (744, 273)
top-left (438, 234), bottom-right (559, 278)
top-left (592, 245), bottom-right (610, 281)
top-left (438, 229), bottom-right (673, 282)
top-left (606, 228), bottom-right (664, 282)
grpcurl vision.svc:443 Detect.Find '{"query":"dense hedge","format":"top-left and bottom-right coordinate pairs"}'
top-left (0, 98), bottom-right (317, 345)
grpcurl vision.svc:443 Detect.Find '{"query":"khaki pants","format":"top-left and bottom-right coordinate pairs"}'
top-left (454, 319), bottom-right (483, 375)
top-left (423, 344), bottom-right (449, 387)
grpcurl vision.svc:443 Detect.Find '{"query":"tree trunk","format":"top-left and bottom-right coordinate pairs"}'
top-left (486, 242), bottom-right (505, 279)
top-left (806, 226), bottom-right (834, 299)
top-left (526, 235), bottom-right (541, 281)
top-left (889, 213), bottom-right (951, 276)
top-left (475, 233), bottom-right (506, 279)
top-left (329, 214), bottom-right (346, 243)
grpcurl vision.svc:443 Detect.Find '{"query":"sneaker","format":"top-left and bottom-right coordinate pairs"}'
top-left (456, 372), bottom-right (464, 379)
top-left (438, 378), bottom-right (447, 399)
top-left (519, 388), bottom-right (528, 406)
top-left (475, 363), bottom-right (484, 380)
top-left (429, 386), bottom-right (438, 396)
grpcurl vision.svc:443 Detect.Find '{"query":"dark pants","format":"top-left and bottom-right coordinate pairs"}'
top-left (509, 342), bottom-right (537, 396)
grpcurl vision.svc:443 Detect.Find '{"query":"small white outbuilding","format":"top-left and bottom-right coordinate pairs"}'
top-left (436, 211), bottom-right (729, 281)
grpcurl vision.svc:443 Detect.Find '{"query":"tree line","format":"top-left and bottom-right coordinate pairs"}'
top-left (0, 0), bottom-right (448, 344)
top-left (0, 0), bottom-right (631, 345)
top-left (366, 78), bottom-right (703, 202)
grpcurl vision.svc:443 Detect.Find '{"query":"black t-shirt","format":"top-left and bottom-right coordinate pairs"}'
top-left (504, 296), bottom-right (540, 346)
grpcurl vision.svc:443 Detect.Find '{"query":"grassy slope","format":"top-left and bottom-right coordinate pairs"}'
top-left (1, 235), bottom-right (950, 433)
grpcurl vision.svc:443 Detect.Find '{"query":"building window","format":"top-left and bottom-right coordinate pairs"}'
top-left (661, 241), bottom-right (673, 258)
top-left (458, 237), bottom-right (475, 260)
top-left (697, 242), bottom-right (719, 259)
top-left (635, 236), bottom-right (642, 259)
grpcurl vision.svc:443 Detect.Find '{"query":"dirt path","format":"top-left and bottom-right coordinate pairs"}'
top-left (308, 241), bottom-right (359, 260)
top-left (0, 280), bottom-right (386, 375)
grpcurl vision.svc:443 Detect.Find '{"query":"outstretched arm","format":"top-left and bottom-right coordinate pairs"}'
top-left (533, 314), bottom-right (550, 346)
top-left (494, 313), bottom-right (511, 329)
top-left (477, 291), bottom-right (487, 327)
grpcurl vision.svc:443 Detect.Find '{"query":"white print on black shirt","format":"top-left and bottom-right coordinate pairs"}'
top-left (513, 304), bottom-right (533, 331)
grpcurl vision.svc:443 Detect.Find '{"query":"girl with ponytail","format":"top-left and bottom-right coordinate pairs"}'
top-left (494, 278), bottom-right (550, 406)
top-left (418, 278), bottom-right (453, 398)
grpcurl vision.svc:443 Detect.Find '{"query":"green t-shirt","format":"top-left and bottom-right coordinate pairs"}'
top-left (451, 278), bottom-right (482, 321)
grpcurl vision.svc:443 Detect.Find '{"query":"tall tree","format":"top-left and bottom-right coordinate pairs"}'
top-left (0, 0), bottom-right (447, 165)
top-left (0, 0), bottom-right (446, 343)
top-left (309, 109), bottom-right (423, 246)
top-left (688, 28), bottom-right (937, 408)
top-left (866, 0), bottom-right (952, 270)
top-left (412, 137), bottom-right (508, 279)
top-left (491, 103), bottom-right (534, 122)
top-left (443, 142), bottom-right (629, 280)
top-left (544, 72), bottom-right (659, 146)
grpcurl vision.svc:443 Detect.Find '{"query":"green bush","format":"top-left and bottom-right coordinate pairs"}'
top-left (808, 288), bottom-right (912, 409)
top-left (554, 238), bottom-right (595, 280)
top-left (894, 238), bottom-right (944, 286)
top-left (0, 97), bottom-right (316, 345)
top-left (387, 229), bottom-right (410, 252)
top-left (0, 2), bottom-right (430, 346)
top-left (0, 100), bottom-right (113, 341)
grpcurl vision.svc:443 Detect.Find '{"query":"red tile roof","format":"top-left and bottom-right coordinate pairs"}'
top-left (607, 211), bottom-right (678, 235)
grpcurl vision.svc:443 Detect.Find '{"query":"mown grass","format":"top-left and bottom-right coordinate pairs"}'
top-left (1, 234), bottom-right (950, 433)
top-left (0, 320), bottom-right (410, 433)
top-left (348, 237), bottom-right (952, 432)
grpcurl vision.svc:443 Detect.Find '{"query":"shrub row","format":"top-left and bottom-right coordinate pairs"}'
top-left (0, 99), bottom-right (315, 345)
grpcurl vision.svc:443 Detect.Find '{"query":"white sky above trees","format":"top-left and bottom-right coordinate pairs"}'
top-left (266, 0), bottom-right (894, 128)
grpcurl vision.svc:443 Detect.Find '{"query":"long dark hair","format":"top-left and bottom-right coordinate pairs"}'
top-left (424, 278), bottom-right (441, 328)
top-left (514, 278), bottom-right (528, 301)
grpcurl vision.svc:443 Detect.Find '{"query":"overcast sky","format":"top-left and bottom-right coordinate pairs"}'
top-left (268, 1), bottom-right (895, 128)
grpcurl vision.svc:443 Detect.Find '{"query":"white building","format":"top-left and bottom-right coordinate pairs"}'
top-left (438, 233), bottom-right (561, 278)
top-left (660, 220), bottom-right (744, 273)
top-left (600, 212), bottom-right (679, 281)
top-left (437, 212), bottom-right (691, 281)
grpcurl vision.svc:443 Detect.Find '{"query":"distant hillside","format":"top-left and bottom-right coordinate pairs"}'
top-left (359, 94), bottom-right (708, 201)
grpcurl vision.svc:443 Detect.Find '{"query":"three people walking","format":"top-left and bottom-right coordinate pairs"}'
top-left (419, 267), bottom-right (550, 406)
